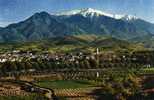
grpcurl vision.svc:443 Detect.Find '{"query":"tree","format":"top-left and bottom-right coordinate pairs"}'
top-left (10, 62), bottom-right (17, 71)
top-left (84, 60), bottom-right (91, 69)
top-left (89, 58), bottom-right (99, 68)
top-left (99, 72), bottom-right (141, 100)
top-left (25, 61), bottom-right (32, 70)
top-left (32, 62), bottom-right (40, 70)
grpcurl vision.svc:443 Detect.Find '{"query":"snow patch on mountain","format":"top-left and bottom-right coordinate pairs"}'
top-left (114, 14), bottom-right (138, 20)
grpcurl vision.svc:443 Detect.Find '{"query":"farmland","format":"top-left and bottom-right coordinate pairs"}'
top-left (0, 46), bottom-right (154, 99)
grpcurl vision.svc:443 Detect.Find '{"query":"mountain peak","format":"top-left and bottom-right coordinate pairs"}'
top-left (56, 8), bottom-right (113, 18)
top-left (79, 8), bottom-right (105, 15)
top-left (79, 8), bottom-right (114, 17)
top-left (56, 8), bottom-right (138, 20)
top-left (33, 11), bottom-right (51, 17)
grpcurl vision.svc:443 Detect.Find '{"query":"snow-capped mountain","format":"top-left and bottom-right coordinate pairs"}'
top-left (0, 10), bottom-right (154, 42)
top-left (56, 8), bottom-right (138, 21)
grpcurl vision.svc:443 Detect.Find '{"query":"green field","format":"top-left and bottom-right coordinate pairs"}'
top-left (141, 68), bottom-right (154, 74)
top-left (36, 80), bottom-right (95, 89)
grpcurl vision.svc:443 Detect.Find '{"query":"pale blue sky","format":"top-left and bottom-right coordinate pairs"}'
top-left (0, 0), bottom-right (154, 27)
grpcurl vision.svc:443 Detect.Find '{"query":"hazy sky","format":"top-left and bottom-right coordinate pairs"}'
top-left (0, 0), bottom-right (154, 27)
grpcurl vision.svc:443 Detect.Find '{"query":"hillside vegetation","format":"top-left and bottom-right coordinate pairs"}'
top-left (0, 35), bottom-right (148, 53)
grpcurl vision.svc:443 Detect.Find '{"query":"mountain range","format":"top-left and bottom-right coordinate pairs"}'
top-left (0, 8), bottom-right (154, 42)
